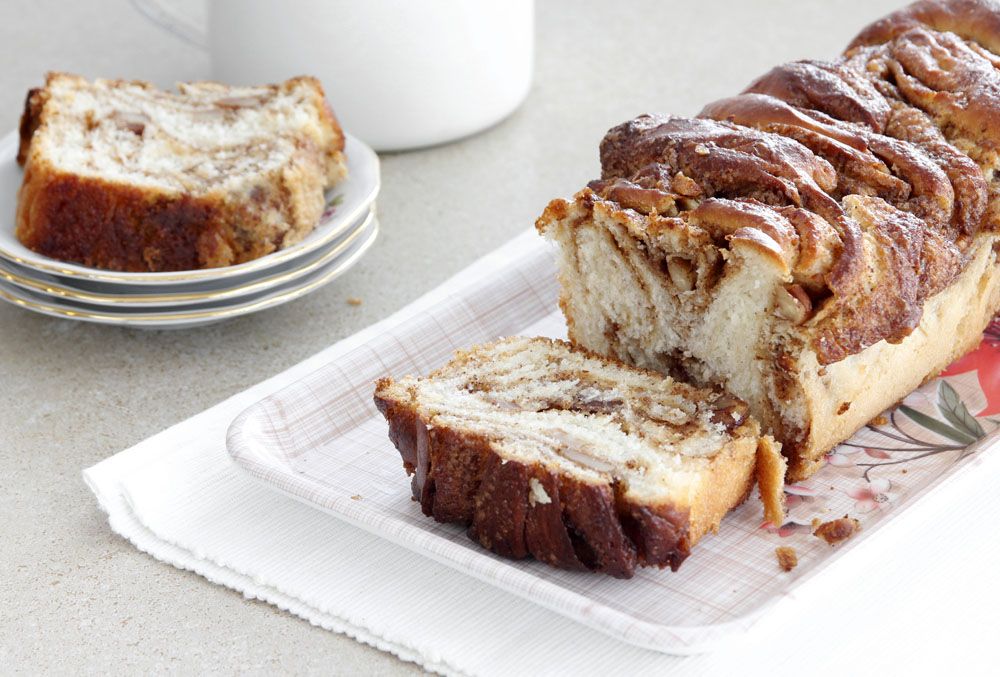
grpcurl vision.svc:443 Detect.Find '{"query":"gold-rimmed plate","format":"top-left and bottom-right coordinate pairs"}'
top-left (0, 207), bottom-right (375, 307)
top-left (0, 131), bottom-right (379, 286)
top-left (0, 216), bottom-right (379, 328)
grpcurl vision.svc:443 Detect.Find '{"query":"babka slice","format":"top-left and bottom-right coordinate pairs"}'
top-left (374, 337), bottom-right (785, 578)
top-left (16, 72), bottom-right (346, 272)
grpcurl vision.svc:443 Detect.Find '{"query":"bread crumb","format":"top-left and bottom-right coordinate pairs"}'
top-left (775, 546), bottom-right (798, 572)
top-left (347, 297), bottom-right (363, 306)
top-left (811, 517), bottom-right (822, 529)
top-left (813, 515), bottom-right (860, 545)
top-left (350, 494), bottom-right (362, 501)
top-left (528, 478), bottom-right (552, 507)
top-left (870, 414), bottom-right (888, 426)
top-left (901, 469), bottom-right (908, 474)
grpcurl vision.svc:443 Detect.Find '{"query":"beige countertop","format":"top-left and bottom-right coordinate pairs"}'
top-left (3, 0), bottom-right (997, 674)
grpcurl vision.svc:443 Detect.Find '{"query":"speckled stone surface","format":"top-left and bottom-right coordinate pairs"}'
top-left (4, 0), bottom-right (988, 674)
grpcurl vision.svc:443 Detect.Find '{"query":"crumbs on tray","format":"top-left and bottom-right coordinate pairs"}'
top-left (775, 546), bottom-right (798, 572)
top-left (813, 516), bottom-right (861, 546)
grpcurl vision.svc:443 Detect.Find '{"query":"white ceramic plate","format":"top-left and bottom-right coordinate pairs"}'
top-left (0, 206), bottom-right (375, 308)
top-left (0, 215), bottom-right (378, 328)
top-left (226, 231), bottom-right (1000, 654)
top-left (0, 131), bottom-right (380, 285)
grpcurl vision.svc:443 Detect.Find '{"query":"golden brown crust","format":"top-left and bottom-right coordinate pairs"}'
top-left (744, 60), bottom-right (892, 133)
top-left (755, 436), bottom-right (787, 527)
top-left (16, 166), bottom-right (218, 271)
top-left (373, 384), bottom-right (691, 578)
top-left (17, 87), bottom-right (46, 166)
top-left (811, 195), bottom-right (957, 363)
top-left (873, 28), bottom-right (1000, 159)
top-left (685, 198), bottom-right (799, 262)
top-left (15, 161), bottom-right (340, 272)
top-left (882, 101), bottom-right (988, 236)
top-left (704, 92), bottom-right (970, 238)
top-left (599, 115), bottom-right (841, 218)
top-left (702, 93), bottom-right (905, 202)
top-left (15, 73), bottom-right (346, 272)
top-left (848, 0), bottom-right (1000, 54)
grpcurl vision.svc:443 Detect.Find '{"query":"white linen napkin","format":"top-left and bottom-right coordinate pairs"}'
top-left (84, 231), bottom-right (1000, 676)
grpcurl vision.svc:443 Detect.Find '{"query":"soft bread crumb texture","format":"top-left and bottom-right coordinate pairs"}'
top-left (375, 336), bottom-right (776, 577)
top-left (15, 72), bottom-right (347, 272)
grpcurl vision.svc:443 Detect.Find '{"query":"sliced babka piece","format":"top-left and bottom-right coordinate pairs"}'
top-left (16, 72), bottom-right (346, 272)
top-left (374, 336), bottom-right (785, 578)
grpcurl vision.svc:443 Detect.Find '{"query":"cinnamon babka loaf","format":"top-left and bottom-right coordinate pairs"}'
top-left (16, 73), bottom-right (346, 272)
top-left (374, 337), bottom-right (785, 578)
top-left (537, 0), bottom-right (1000, 480)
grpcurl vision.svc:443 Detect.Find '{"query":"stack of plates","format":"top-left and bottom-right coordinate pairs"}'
top-left (0, 132), bottom-right (380, 329)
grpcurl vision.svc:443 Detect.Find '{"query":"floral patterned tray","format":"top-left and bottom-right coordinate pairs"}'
top-left (774, 318), bottom-right (1000, 537)
top-left (226, 231), bottom-right (1000, 655)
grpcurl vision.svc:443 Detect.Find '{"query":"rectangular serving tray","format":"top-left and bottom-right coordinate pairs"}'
top-left (226, 230), bottom-right (1000, 654)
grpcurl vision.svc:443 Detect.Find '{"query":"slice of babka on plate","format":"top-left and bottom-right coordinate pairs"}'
top-left (16, 72), bottom-right (347, 272)
top-left (374, 336), bottom-right (785, 578)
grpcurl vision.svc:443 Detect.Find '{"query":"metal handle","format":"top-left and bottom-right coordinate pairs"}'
top-left (130, 0), bottom-right (207, 50)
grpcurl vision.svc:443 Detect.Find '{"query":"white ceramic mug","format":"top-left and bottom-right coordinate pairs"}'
top-left (131, 0), bottom-right (535, 151)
